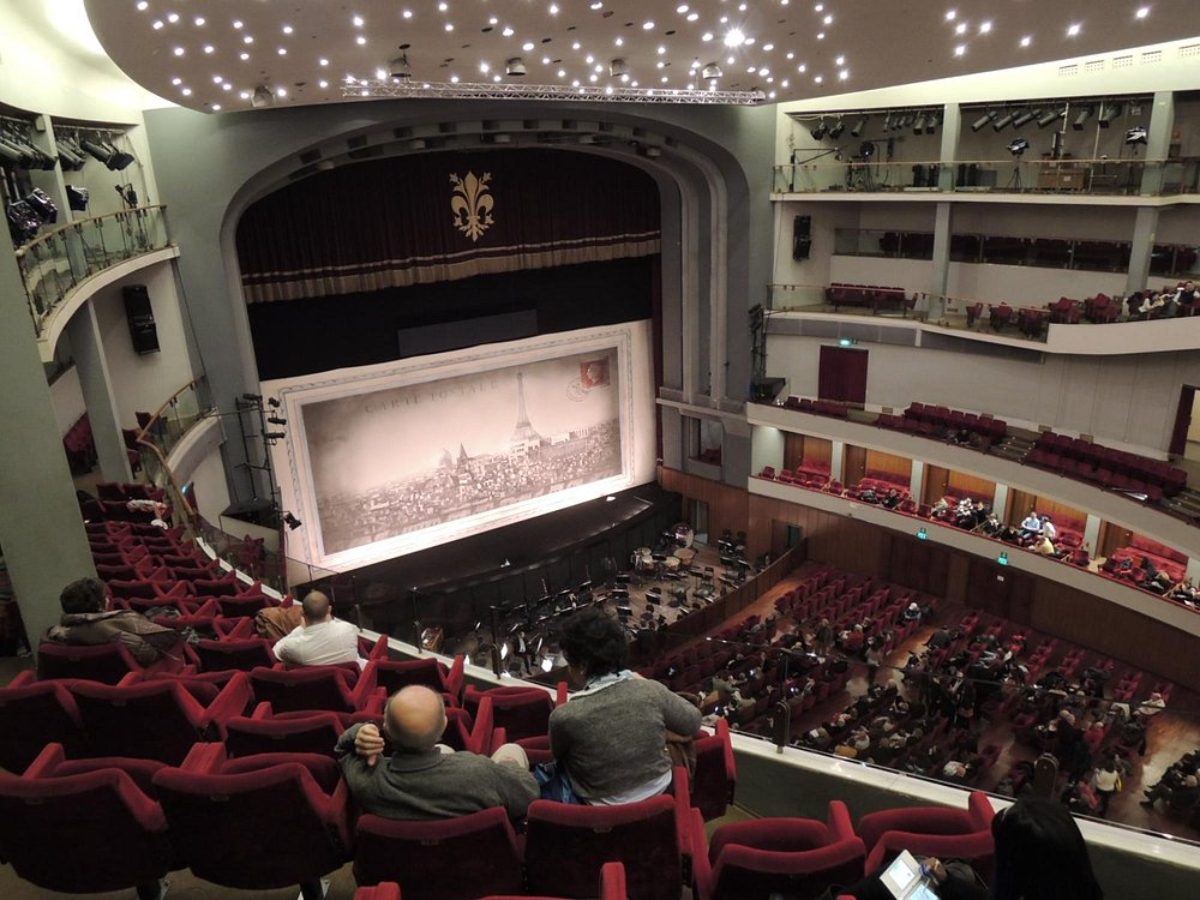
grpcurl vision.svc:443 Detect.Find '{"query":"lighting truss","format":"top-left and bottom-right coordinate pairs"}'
top-left (342, 79), bottom-right (766, 105)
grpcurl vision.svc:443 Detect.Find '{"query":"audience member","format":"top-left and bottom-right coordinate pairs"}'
top-left (272, 590), bottom-right (365, 669)
top-left (44, 577), bottom-right (182, 666)
top-left (1019, 511), bottom-right (1043, 539)
top-left (549, 608), bottom-right (701, 804)
top-left (1091, 757), bottom-right (1121, 817)
top-left (336, 685), bottom-right (537, 820)
top-left (1040, 516), bottom-right (1057, 543)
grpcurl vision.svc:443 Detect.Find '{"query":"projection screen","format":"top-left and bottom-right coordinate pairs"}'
top-left (264, 321), bottom-right (656, 571)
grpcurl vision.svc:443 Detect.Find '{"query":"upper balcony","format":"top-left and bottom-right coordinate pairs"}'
top-left (13, 206), bottom-right (175, 362)
top-left (770, 157), bottom-right (1200, 205)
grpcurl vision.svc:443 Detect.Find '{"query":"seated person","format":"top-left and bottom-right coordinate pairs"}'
top-left (45, 577), bottom-right (182, 666)
top-left (881, 488), bottom-right (902, 509)
top-left (272, 590), bottom-right (365, 669)
top-left (1034, 534), bottom-right (1057, 557)
top-left (1173, 281), bottom-right (1199, 316)
top-left (902, 602), bottom-right (922, 623)
top-left (1040, 516), bottom-right (1057, 543)
top-left (337, 685), bottom-right (538, 820)
top-left (1069, 543), bottom-right (1091, 567)
top-left (1019, 511), bottom-right (1043, 540)
top-left (549, 608), bottom-right (701, 805)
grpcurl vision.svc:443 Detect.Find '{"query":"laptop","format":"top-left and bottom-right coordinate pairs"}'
top-left (879, 850), bottom-right (941, 900)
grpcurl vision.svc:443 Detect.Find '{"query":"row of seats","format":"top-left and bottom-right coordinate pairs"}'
top-left (782, 396), bottom-right (851, 418)
top-left (1028, 432), bottom-right (1186, 499)
top-left (876, 403), bottom-right (1008, 447)
top-left (825, 283), bottom-right (915, 316)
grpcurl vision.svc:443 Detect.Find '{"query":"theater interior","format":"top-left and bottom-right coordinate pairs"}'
top-left (4, 1), bottom-right (1200, 897)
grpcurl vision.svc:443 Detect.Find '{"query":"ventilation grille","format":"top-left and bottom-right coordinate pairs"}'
top-left (1113, 55), bottom-right (1134, 69)
top-left (1142, 49), bottom-right (1164, 65)
top-left (1179, 43), bottom-right (1200, 58)
top-left (1083, 59), bottom-right (1105, 74)
top-left (1058, 64), bottom-right (1079, 77)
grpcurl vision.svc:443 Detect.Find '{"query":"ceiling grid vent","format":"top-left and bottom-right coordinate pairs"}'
top-left (1058, 64), bottom-right (1079, 77)
top-left (1141, 49), bottom-right (1164, 65)
top-left (1083, 59), bottom-right (1105, 74)
top-left (1112, 55), bottom-right (1134, 69)
top-left (1178, 44), bottom-right (1200, 59)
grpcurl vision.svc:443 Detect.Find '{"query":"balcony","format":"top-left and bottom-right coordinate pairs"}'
top-left (13, 206), bottom-right (174, 361)
top-left (771, 157), bottom-right (1200, 204)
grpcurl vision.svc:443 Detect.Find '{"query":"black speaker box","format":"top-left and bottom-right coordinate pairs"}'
top-left (792, 215), bottom-right (812, 260)
top-left (122, 285), bottom-right (160, 354)
top-left (750, 377), bottom-right (787, 402)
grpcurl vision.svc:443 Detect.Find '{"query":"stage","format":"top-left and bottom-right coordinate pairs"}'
top-left (330, 482), bottom-right (682, 638)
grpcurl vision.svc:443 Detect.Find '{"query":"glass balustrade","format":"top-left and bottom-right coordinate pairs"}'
top-left (13, 205), bottom-right (170, 336)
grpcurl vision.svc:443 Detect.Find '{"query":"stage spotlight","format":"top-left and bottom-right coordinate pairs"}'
top-left (389, 53), bottom-right (412, 80)
top-left (828, 117), bottom-right (845, 138)
top-left (505, 57), bottom-right (526, 77)
top-left (1037, 108), bottom-right (1066, 128)
top-left (268, 397), bottom-right (281, 408)
top-left (1012, 109), bottom-right (1038, 128)
top-left (251, 85), bottom-right (275, 108)
top-left (970, 111), bottom-right (995, 132)
top-left (1125, 125), bottom-right (1148, 146)
top-left (701, 62), bottom-right (722, 79)
top-left (1007, 137), bottom-right (1030, 157)
top-left (859, 141), bottom-right (876, 159)
top-left (881, 113), bottom-right (892, 132)
top-left (925, 114), bottom-right (939, 135)
top-left (66, 185), bottom-right (89, 211)
top-left (264, 432), bottom-right (287, 441)
top-left (810, 118), bottom-right (828, 140)
top-left (267, 415), bottom-right (288, 426)
top-left (241, 393), bottom-right (263, 402)
top-left (849, 116), bottom-right (867, 137)
top-left (282, 512), bottom-right (302, 530)
top-left (912, 114), bottom-right (926, 134)
top-left (1097, 102), bottom-right (1122, 127)
top-left (1072, 106), bottom-right (1093, 130)
top-left (992, 111), bottom-right (1016, 131)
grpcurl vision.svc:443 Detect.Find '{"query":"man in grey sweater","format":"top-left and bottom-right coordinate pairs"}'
top-left (336, 685), bottom-right (538, 820)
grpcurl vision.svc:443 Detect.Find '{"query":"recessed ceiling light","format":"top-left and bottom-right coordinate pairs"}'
top-left (173, 46), bottom-right (185, 56)
top-left (954, 44), bottom-right (966, 56)
top-left (353, 15), bottom-right (365, 27)
top-left (658, 45), bottom-right (666, 54)
top-left (677, 3), bottom-right (689, 12)
top-left (136, 1), bottom-right (148, 10)
top-left (212, 74), bottom-right (223, 83)
top-left (955, 22), bottom-right (967, 34)
top-left (781, 79), bottom-right (789, 87)
top-left (839, 69), bottom-right (849, 80)
top-left (181, 87), bottom-right (192, 95)
top-left (438, 2), bottom-right (448, 10)
top-left (979, 21), bottom-right (992, 34)
top-left (586, 54), bottom-right (595, 63)
top-left (239, 51), bottom-right (249, 60)
top-left (480, 61), bottom-right (491, 73)
top-left (243, 35), bottom-right (253, 44)
top-left (319, 79), bottom-right (329, 88)
top-left (660, 75), bottom-right (669, 82)
top-left (557, 68), bottom-right (566, 77)
top-left (278, 47), bottom-right (287, 56)
top-left (523, 41), bottom-right (534, 51)
top-left (203, 45), bottom-right (214, 54)
top-left (1067, 22), bottom-right (1081, 36)
top-left (797, 63), bottom-right (807, 72)
top-left (282, 25), bottom-right (293, 35)
top-left (572, 41), bottom-right (581, 49)
top-left (319, 57), bottom-right (329, 66)
top-left (276, 87), bottom-right (288, 97)
top-left (549, 4), bottom-right (559, 14)
top-left (1019, 35), bottom-right (1032, 47)
top-left (945, 9), bottom-right (956, 21)
top-left (450, 74), bottom-right (459, 83)
top-left (643, 20), bottom-right (655, 30)
top-left (167, 12), bottom-right (179, 23)
top-left (590, 1), bottom-right (603, 9)
top-left (702, 32), bottom-right (713, 42)
top-left (763, 43), bottom-right (775, 51)
top-left (615, 36), bottom-right (624, 46)
top-left (211, 104), bottom-right (221, 111)
top-left (239, 90), bottom-right (250, 99)
top-left (403, 10), bottom-right (413, 19)
top-left (1136, 6), bottom-right (1151, 18)
top-left (814, 74), bottom-right (823, 83)
top-left (445, 23), bottom-right (454, 31)
top-left (171, 77), bottom-right (182, 86)
top-left (723, 29), bottom-right (745, 47)
top-left (375, 68), bottom-right (387, 80)
top-left (835, 55), bottom-right (844, 65)
top-left (152, 20), bottom-right (163, 30)
top-left (222, 83), bottom-right (231, 91)
top-left (502, 26), bottom-right (514, 36)
top-left (194, 16), bottom-right (206, 27)
top-left (688, 12), bottom-right (699, 21)
top-left (233, 20), bottom-right (243, 29)
top-left (357, 35), bottom-right (367, 43)
top-left (816, 32), bottom-right (825, 40)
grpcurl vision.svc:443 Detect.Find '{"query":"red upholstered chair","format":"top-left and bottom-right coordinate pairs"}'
top-left (857, 791), bottom-right (996, 878)
top-left (525, 793), bottom-right (691, 900)
top-left (152, 743), bottom-right (352, 898)
top-left (375, 654), bottom-right (466, 702)
top-left (0, 672), bottom-right (86, 772)
top-left (224, 702), bottom-right (346, 758)
top-left (0, 744), bottom-right (174, 896)
top-left (690, 802), bottom-right (866, 900)
top-left (248, 661), bottom-right (379, 714)
top-left (69, 671), bottom-right (254, 764)
top-left (693, 719), bottom-right (738, 821)
top-left (37, 639), bottom-right (142, 684)
top-left (190, 636), bottom-right (277, 672)
top-left (354, 806), bottom-right (525, 900)
top-left (464, 685), bottom-right (555, 742)
top-left (356, 885), bottom-right (402, 900)
top-left (473, 861), bottom-right (629, 900)
top-left (217, 592), bottom-right (276, 618)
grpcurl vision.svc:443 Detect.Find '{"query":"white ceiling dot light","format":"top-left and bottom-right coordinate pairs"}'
top-left (167, 12), bottom-right (179, 24)
top-left (523, 42), bottom-right (535, 51)
top-left (979, 21), bottom-right (992, 34)
top-left (203, 44), bottom-right (214, 54)
top-left (136, 1), bottom-right (148, 10)
top-left (172, 46), bottom-right (185, 56)
top-left (945, 9), bottom-right (956, 21)
top-left (181, 87), bottom-right (192, 95)
top-left (152, 20), bottom-right (163, 30)
top-left (643, 20), bottom-right (655, 30)
top-left (357, 35), bottom-right (367, 44)
top-left (955, 22), bottom-right (967, 34)
top-left (1067, 22), bottom-right (1081, 36)
top-left (194, 16), bottom-right (206, 27)
top-left (239, 51), bottom-right (250, 60)
top-left (171, 77), bottom-right (182, 86)
top-left (723, 29), bottom-right (745, 47)
top-left (282, 25), bottom-right (293, 35)
top-left (1020, 35), bottom-right (1032, 47)
top-left (211, 104), bottom-right (221, 110)
top-left (1136, 6), bottom-right (1151, 18)
top-left (353, 14), bottom-right (365, 27)
top-left (954, 44), bottom-right (966, 56)
top-left (319, 57), bottom-right (329, 66)
top-left (232, 20), bottom-right (243, 29)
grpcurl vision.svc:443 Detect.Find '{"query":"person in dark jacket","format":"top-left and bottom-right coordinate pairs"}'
top-left (44, 577), bottom-right (181, 665)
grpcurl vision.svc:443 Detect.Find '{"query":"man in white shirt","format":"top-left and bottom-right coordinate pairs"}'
top-left (272, 591), bottom-right (365, 669)
top-left (1040, 516), bottom-right (1057, 543)
top-left (1019, 511), bottom-right (1043, 539)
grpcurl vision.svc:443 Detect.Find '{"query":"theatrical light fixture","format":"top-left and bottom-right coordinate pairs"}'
top-left (505, 58), bottom-right (527, 77)
top-left (912, 114), bottom-right (926, 135)
top-left (389, 53), bottom-right (412, 80)
top-left (1007, 137), bottom-right (1030, 157)
top-left (992, 111), bottom-right (1016, 131)
top-left (925, 114), bottom-right (939, 135)
top-left (1097, 102), bottom-right (1122, 127)
top-left (809, 118), bottom-right (828, 140)
top-left (610, 58), bottom-right (629, 77)
top-left (1037, 108), bottom-right (1067, 128)
top-left (859, 141), bottom-right (876, 159)
top-left (849, 116), bottom-right (867, 137)
top-left (1011, 109), bottom-right (1038, 128)
top-left (264, 432), bottom-right (287, 441)
top-left (827, 117), bottom-right (845, 138)
top-left (1125, 125), bottom-right (1148, 146)
top-left (700, 62), bottom-right (723, 79)
top-left (267, 416), bottom-right (288, 426)
top-left (282, 512), bottom-right (302, 531)
top-left (1072, 107), bottom-right (1093, 130)
top-left (241, 393), bottom-right (263, 402)
top-left (970, 111), bottom-right (995, 132)
top-left (251, 85), bottom-right (275, 108)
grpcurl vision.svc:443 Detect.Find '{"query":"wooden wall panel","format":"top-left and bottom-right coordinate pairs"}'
top-left (1099, 521), bottom-right (1133, 558)
top-left (804, 436), bottom-right (833, 471)
top-left (843, 445), bottom-right (868, 487)
top-left (923, 465), bottom-right (950, 506)
top-left (1007, 488), bottom-right (1038, 526)
top-left (865, 448), bottom-right (913, 485)
top-left (1006, 490), bottom-right (1087, 533)
top-left (784, 433), bottom-right (806, 471)
top-left (946, 470), bottom-right (996, 503)
top-left (657, 467), bottom-right (749, 542)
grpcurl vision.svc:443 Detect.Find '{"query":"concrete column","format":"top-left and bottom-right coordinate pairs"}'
top-left (909, 459), bottom-right (925, 502)
top-left (67, 303), bottom-right (134, 483)
top-left (993, 483), bottom-right (1010, 519)
top-left (660, 406), bottom-right (683, 469)
top-left (1083, 514), bottom-right (1102, 556)
top-left (830, 440), bottom-right (846, 484)
top-left (928, 203), bottom-right (953, 320)
top-left (750, 425), bottom-right (786, 476)
top-left (1185, 557), bottom-right (1200, 585)
top-left (1125, 206), bottom-right (1159, 296)
top-left (1139, 91), bottom-right (1175, 196)
top-left (0, 237), bottom-right (97, 655)
top-left (937, 103), bottom-right (962, 191)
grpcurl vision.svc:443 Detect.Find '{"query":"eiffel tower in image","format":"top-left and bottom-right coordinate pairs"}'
top-left (510, 371), bottom-right (542, 449)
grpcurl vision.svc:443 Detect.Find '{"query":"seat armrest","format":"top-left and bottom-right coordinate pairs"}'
top-left (23, 743), bottom-right (67, 779)
top-left (365, 635), bottom-right (389, 660)
top-left (349, 661), bottom-right (379, 709)
top-left (118, 671), bottom-right (144, 687)
top-left (828, 800), bottom-right (855, 842)
top-left (178, 741), bottom-right (227, 773)
top-left (555, 681), bottom-right (569, 706)
top-left (251, 700), bottom-right (274, 719)
top-left (672, 766), bottom-right (696, 879)
top-left (9, 670), bottom-right (36, 688)
top-left (203, 671), bottom-right (254, 733)
top-left (491, 727), bottom-right (508, 754)
top-left (471, 696), bottom-right (495, 755)
top-left (687, 807), bottom-right (712, 900)
top-left (362, 687), bottom-right (387, 716)
top-left (445, 654), bottom-right (466, 700)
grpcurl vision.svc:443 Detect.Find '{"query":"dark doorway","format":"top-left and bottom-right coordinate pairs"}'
top-left (818, 346), bottom-right (869, 404)
top-left (1169, 384), bottom-right (1197, 459)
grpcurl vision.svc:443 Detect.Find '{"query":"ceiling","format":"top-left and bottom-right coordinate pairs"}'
top-left (81, 0), bottom-right (1200, 112)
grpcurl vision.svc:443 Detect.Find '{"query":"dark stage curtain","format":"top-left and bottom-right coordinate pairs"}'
top-left (236, 148), bottom-right (661, 303)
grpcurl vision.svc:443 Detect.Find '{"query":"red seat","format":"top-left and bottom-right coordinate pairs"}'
top-left (224, 702), bottom-right (347, 758)
top-left (249, 662), bottom-right (379, 714)
top-left (525, 793), bottom-right (690, 900)
top-left (375, 654), bottom-right (466, 701)
top-left (857, 791), bottom-right (996, 878)
top-left (70, 672), bottom-right (254, 764)
top-left (0, 672), bottom-right (85, 772)
top-left (217, 593), bottom-right (275, 618)
top-left (191, 637), bottom-right (277, 673)
top-left (692, 719), bottom-right (738, 821)
top-left (464, 685), bottom-right (554, 742)
top-left (354, 806), bottom-right (525, 900)
top-left (37, 640), bottom-right (142, 684)
top-left (690, 802), bottom-right (866, 900)
top-left (153, 743), bottom-right (351, 896)
top-left (0, 744), bottom-right (174, 895)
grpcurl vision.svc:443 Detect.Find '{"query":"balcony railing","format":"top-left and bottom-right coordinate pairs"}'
top-left (13, 205), bottom-right (170, 337)
top-left (772, 157), bottom-right (1200, 197)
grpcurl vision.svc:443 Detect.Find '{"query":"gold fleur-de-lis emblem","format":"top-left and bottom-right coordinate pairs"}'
top-left (449, 171), bottom-right (494, 242)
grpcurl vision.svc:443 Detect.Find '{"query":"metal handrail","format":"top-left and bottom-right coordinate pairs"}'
top-left (13, 204), bottom-right (168, 259)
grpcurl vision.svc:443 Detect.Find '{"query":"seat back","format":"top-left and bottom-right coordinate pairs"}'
top-left (194, 638), bottom-right (276, 673)
top-left (856, 805), bottom-right (976, 853)
top-left (225, 711), bottom-right (344, 758)
top-left (374, 657), bottom-right (447, 695)
top-left (525, 795), bottom-right (681, 900)
top-left (154, 762), bottom-right (348, 889)
top-left (467, 687), bottom-right (553, 742)
top-left (355, 808), bottom-right (524, 900)
top-left (710, 837), bottom-right (867, 900)
top-left (37, 641), bottom-right (138, 684)
top-left (70, 680), bottom-right (204, 764)
top-left (0, 680), bottom-right (84, 772)
top-left (250, 666), bottom-right (353, 713)
top-left (693, 719), bottom-right (738, 821)
top-left (0, 767), bottom-right (171, 893)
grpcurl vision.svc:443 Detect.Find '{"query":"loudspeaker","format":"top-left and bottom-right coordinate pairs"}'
top-left (122, 285), bottom-right (160, 354)
top-left (750, 377), bottom-right (786, 402)
top-left (792, 215), bottom-right (811, 260)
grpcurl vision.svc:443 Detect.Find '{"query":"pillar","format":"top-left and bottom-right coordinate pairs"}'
top-left (928, 203), bottom-right (953, 321)
top-left (1125, 207), bottom-right (1159, 297)
top-left (909, 459), bottom-right (925, 503)
top-left (1083, 514), bottom-right (1102, 556)
top-left (830, 440), bottom-right (846, 484)
top-left (993, 483), bottom-right (1010, 520)
top-left (937, 103), bottom-right (962, 191)
top-left (0, 242), bottom-right (97, 655)
top-left (1139, 91), bottom-right (1175, 197)
top-left (67, 303), bottom-right (135, 483)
